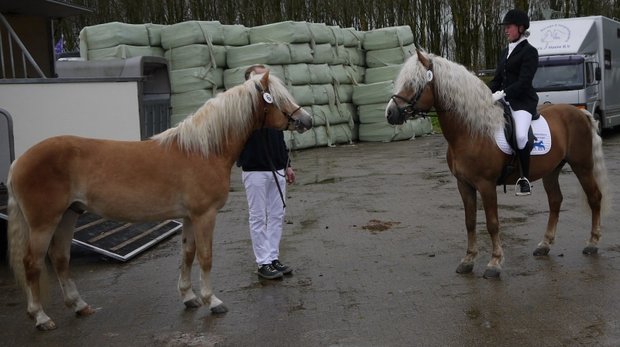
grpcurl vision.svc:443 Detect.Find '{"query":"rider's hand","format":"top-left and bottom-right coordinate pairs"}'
top-left (492, 90), bottom-right (506, 102)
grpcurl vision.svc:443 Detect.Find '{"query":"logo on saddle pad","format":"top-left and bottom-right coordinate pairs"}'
top-left (494, 116), bottom-right (552, 155)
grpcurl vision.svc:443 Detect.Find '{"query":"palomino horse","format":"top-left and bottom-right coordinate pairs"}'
top-left (7, 71), bottom-right (313, 330)
top-left (386, 49), bottom-right (609, 278)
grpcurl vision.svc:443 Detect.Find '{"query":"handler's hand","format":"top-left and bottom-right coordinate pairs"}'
top-left (286, 167), bottom-right (295, 184)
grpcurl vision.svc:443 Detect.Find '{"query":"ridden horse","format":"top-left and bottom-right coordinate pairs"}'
top-left (386, 49), bottom-right (609, 278)
top-left (7, 71), bottom-right (313, 330)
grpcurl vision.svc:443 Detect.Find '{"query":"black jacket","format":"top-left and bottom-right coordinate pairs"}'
top-left (237, 128), bottom-right (290, 171)
top-left (489, 40), bottom-right (539, 116)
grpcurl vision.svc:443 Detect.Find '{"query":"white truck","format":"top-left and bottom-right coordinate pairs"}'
top-left (529, 16), bottom-right (620, 131)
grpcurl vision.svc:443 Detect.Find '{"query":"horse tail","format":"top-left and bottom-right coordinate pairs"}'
top-left (583, 110), bottom-right (611, 214)
top-left (7, 165), bottom-right (29, 288)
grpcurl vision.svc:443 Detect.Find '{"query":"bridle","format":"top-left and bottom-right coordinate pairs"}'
top-left (254, 83), bottom-right (302, 129)
top-left (390, 60), bottom-right (435, 119)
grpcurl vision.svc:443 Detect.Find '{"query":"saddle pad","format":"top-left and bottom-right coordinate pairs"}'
top-left (494, 115), bottom-right (551, 155)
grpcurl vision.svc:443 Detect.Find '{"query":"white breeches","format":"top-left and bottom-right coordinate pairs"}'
top-left (242, 170), bottom-right (286, 265)
top-left (511, 108), bottom-right (533, 149)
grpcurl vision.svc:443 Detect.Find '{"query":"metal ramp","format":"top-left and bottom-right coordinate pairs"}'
top-left (0, 187), bottom-right (181, 261)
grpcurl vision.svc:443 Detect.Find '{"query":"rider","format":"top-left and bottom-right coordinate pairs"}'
top-left (489, 9), bottom-right (539, 196)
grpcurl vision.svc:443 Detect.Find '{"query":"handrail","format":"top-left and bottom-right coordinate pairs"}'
top-left (0, 12), bottom-right (46, 78)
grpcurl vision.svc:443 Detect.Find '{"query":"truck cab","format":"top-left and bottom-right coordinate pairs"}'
top-left (534, 54), bottom-right (600, 113)
top-left (529, 16), bottom-right (620, 131)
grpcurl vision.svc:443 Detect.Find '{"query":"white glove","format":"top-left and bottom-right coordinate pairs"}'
top-left (492, 90), bottom-right (506, 102)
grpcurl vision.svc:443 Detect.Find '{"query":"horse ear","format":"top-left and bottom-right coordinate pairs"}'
top-left (416, 48), bottom-right (431, 69)
top-left (260, 70), bottom-right (270, 90)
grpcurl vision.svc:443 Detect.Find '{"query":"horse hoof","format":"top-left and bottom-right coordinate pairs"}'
top-left (533, 246), bottom-right (550, 256)
top-left (483, 268), bottom-right (501, 279)
top-left (210, 304), bottom-right (228, 315)
top-left (184, 298), bottom-right (202, 309)
top-left (456, 262), bottom-right (474, 274)
top-left (36, 320), bottom-right (57, 331)
top-left (76, 305), bottom-right (96, 317)
top-left (582, 246), bottom-right (598, 255)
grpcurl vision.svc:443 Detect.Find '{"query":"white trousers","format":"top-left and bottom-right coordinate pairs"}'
top-left (242, 170), bottom-right (286, 266)
top-left (511, 108), bottom-right (533, 150)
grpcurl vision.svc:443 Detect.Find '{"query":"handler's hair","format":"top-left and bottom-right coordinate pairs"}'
top-left (244, 64), bottom-right (267, 81)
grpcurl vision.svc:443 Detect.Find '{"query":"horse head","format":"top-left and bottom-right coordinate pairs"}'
top-left (252, 71), bottom-right (313, 133)
top-left (386, 49), bottom-right (436, 125)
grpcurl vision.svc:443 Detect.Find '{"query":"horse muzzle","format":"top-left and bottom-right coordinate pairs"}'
top-left (290, 111), bottom-right (313, 133)
top-left (385, 100), bottom-right (408, 125)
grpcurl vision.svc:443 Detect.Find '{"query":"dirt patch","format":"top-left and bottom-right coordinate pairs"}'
top-left (359, 219), bottom-right (401, 233)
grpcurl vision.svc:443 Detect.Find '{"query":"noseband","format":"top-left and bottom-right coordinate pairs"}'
top-left (390, 60), bottom-right (434, 118)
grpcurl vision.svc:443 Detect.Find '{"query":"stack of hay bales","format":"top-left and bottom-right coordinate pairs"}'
top-left (79, 22), bottom-right (164, 60)
top-left (78, 20), bottom-right (432, 148)
top-left (354, 26), bottom-right (432, 142)
top-left (160, 21), bottom-right (232, 125)
top-left (224, 21), bottom-right (364, 150)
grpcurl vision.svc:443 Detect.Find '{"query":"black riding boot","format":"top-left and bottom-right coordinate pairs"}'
top-left (516, 147), bottom-right (531, 196)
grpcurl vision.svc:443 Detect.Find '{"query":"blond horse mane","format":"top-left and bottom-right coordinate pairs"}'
top-left (153, 74), bottom-right (296, 157)
top-left (395, 51), bottom-right (505, 139)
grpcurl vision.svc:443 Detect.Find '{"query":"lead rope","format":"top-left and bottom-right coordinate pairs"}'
top-left (260, 128), bottom-right (287, 209)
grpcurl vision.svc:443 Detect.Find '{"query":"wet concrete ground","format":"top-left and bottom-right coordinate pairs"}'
top-left (2, 130), bottom-right (620, 346)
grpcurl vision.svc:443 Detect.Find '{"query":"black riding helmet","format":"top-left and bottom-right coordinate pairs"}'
top-left (500, 9), bottom-right (530, 30)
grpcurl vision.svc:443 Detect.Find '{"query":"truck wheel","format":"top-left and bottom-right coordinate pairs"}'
top-left (594, 112), bottom-right (603, 135)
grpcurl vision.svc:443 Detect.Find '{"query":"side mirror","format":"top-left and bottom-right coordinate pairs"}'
top-left (595, 67), bottom-right (602, 81)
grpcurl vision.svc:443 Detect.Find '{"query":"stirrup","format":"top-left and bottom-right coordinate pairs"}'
top-left (515, 177), bottom-right (531, 196)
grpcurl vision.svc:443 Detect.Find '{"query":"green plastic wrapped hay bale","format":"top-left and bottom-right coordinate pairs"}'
top-left (342, 27), bottom-right (365, 47)
top-left (222, 24), bottom-right (249, 46)
top-left (366, 44), bottom-right (415, 68)
top-left (171, 88), bottom-right (223, 114)
top-left (249, 21), bottom-right (312, 44)
top-left (308, 64), bottom-right (333, 84)
top-left (290, 43), bottom-right (314, 64)
top-left (334, 84), bottom-right (354, 103)
top-left (330, 65), bottom-right (365, 84)
top-left (311, 84), bottom-right (336, 105)
top-left (358, 102), bottom-right (388, 124)
top-left (363, 25), bottom-right (414, 51)
top-left (352, 80), bottom-right (394, 105)
top-left (283, 64), bottom-right (311, 85)
top-left (365, 64), bottom-right (403, 84)
top-left (307, 22), bottom-right (334, 44)
top-left (86, 45), bottom-right (163, 61)
top-left (161, 21), bottom-right (224, 50)
top-left (146, 23), bottom-right (164, 46)
top-left (79, 22), bottom-right (150, 52)
top-left (226, 43), bottom-right (292, 68)
top-left (288, 85), bottom-right (315, 106)
top-left (165, 44), bottom-right (226, 70)
top-left (311, 43), bottom-right (336, 64)
top-left (169, 66), bottom-right (224, 93)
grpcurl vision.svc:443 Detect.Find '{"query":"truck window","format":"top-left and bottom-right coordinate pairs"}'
top-left (585, 63), bottom-right (597, 85)
top-left (533, 63), bottom-right (584, 91)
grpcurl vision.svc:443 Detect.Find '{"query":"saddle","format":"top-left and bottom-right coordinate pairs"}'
top-left (496, 100), bottom-right (539, 191)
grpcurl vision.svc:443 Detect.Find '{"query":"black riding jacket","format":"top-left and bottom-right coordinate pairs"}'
top-left (489, 39), bottom-right (539, 116)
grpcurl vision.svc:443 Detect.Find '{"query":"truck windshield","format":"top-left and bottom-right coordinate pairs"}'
top-left (533, 62), bottom-right (584, 92)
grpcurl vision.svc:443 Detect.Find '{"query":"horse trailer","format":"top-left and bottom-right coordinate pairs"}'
top-left (529, 16), bottom-right (620, 131)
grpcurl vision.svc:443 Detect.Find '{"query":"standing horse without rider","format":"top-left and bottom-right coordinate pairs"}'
top-left (386, 49), bottom-right (609, 278)
top-left (7, 71), bottom-right (313, 330)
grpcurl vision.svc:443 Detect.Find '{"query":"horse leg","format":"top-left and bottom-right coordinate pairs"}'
top-left (572, 166), bottom-right (603, 255)
top-left (23, 225), bottom-right (57, 330)
top-left (534, 165), bottom-right (564, 256)
top-left (178, 217), bottom-right (201, 308)
top-left (479, 184), bottom-right (502, 278)
top-left (193, 211), bottom-right (227, 314)
top-left (48, 210), bottom-right (95, 317)
top-left (455, 180), bottom-right (478, 274)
